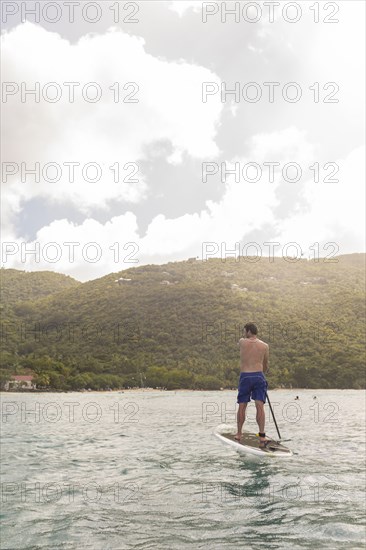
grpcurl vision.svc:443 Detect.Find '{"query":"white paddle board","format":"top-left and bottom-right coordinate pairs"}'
top-left (214, 431), bottom-right (293, 458)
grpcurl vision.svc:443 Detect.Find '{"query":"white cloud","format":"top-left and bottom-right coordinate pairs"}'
top-left (1, 22), bottom-right (223, 232)
top-left (247, 126), bottom-right (316, 163)
top-left (275, 146), bottom-right (365, 253)
top-left (2, 213), bottom-right (140, 282)
top-left (168, 1), bottom-right (202, 17)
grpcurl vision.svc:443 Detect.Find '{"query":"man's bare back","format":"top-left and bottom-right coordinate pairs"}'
top-left (238, 336), bottom-right (269, 373)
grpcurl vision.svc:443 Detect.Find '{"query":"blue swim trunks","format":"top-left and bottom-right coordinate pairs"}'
top-left (237, 371), bottom-right (268, 404)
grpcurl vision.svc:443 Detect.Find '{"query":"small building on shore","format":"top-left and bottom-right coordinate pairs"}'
top-left (4, 375), bottom-right (36, 391)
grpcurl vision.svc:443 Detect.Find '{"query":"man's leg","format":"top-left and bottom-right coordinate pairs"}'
top-left (235, 402), bottom-right (247, 440)
top-left (255, 400), bottom-right (267, 442)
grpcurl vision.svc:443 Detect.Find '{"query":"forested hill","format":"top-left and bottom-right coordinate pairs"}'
top-left (1, 254), bottom-right (365, 390)
top-left (1, 269), bottom-right (80, 310)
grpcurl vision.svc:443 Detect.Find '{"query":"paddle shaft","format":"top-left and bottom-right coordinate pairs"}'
top-left (265, 391), bottom-right (282, 440)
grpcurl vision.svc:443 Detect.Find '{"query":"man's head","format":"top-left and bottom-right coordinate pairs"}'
top-left (244, 322), bottom-right (258, 337)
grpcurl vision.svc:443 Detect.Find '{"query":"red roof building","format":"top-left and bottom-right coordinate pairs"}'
top-left (4, 374), bottom-right (36, 390)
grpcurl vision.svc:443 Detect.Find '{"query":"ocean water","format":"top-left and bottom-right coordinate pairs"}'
top-left (1, 389), bottom-right (365, 550)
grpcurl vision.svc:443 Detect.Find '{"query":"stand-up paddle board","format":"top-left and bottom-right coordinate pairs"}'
top-left (214, 431), bottom-right (293, 458)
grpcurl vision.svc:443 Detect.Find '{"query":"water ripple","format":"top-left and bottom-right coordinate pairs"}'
top-left (1, 389), bottom-right (365, 549)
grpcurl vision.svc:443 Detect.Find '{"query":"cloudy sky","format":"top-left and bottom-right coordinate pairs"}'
top-left (1, 0), bottom-right (364, 281)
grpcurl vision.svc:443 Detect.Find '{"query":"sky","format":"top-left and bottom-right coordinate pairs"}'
top-left (1, 0), bottom-right (365, 281)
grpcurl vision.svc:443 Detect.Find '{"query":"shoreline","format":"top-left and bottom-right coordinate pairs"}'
top-left (1, 387), bottom-right (363, 394)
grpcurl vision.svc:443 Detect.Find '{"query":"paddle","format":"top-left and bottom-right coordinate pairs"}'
top-left (265, 390), bottom-right (282, 441)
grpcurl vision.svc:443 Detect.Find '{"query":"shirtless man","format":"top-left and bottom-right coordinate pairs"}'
top-left (235, 322), bottom-right (270, 446)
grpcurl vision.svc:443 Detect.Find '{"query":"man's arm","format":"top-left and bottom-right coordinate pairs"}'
top-left (263, 345), bottom-right (269, 373)
top-left (237, 337), bottom-right (245, 348)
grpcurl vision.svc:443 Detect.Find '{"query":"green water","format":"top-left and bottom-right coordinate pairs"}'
top-left (1, 389), bottom-right (365, 549)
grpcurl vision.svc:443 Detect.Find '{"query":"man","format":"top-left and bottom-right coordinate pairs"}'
top-left (235, 322), bottom-right (270, 447)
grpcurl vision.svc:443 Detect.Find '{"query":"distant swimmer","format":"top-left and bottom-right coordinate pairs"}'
top-left (313, 396), bottom-right (317, 399)
top-left (235, 322), bottom-right (270, 448)
top-left (295, 396), bottom-right (299, 400)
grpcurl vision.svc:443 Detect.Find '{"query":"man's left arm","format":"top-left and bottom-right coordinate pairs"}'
top-left (263, 345), bottom-right (269, 373)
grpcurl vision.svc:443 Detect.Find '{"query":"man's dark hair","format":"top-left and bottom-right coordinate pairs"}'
top-left (244, 322), bottom-right (258, 335)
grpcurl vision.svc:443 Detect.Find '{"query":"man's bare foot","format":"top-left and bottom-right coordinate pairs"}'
top-left (234, 433), bottom-right (242, 441)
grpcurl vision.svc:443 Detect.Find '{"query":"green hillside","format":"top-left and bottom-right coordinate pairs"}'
top-left (1, 255), bottom-right (365, 390)
top-left (0, 268), bottom-right (80, 310)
